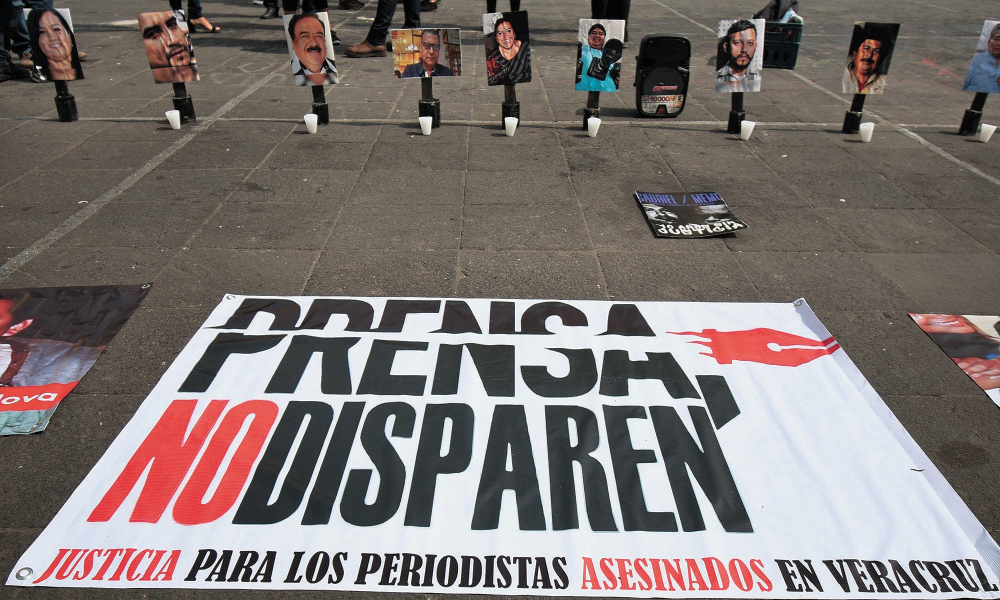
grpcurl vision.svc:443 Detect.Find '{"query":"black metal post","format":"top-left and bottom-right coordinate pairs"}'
top-left (583, 91), bottom-right (600, 130)
top-left (959, 92), bottom-right (989, 136)
top-left (311, 84), bottom-right (329, 125)
top-left (418, 77), bottom-right (441, 128)
top-left (53, 80), bottom-right (78, 122)
top-left (842, 93), bottom-right (865, 134)
top-left (502, 83), bottom-right (520, 128)
top-left (727, 92), bottom-right (745, 134)
top-left (171, 82), bottom-right (196, 123)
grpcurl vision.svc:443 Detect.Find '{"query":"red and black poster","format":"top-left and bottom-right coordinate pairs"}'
top-left (8, 296), bottom-right (1000, 596)
top-left (0, 285), bottom-right (150, 435)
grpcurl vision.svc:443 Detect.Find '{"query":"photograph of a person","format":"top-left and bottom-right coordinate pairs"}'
top-left (841, 22), bottom-right (899, 95)
top-left (26, 8), bottom-right (83, 81)
top-left (963, 20), bottom-right (1000, 94)
top-left (911, 314), bottom-right (1000, 406)
top-left (137, 10), bottom-right (199, 84)
top-left (283, 12), bottom-right (338, 86)
top-left (575, 19), bottom-right (624, 92)
top-left (0, 285), bottom-right (149, 436)
top-left (391, 28), bottom-right (461, 78)
top-left (483, 11), bottom-right (531, 86)
top-left (715, 18), bottom-right (763, 93)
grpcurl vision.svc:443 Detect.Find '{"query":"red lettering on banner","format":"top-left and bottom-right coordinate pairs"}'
top-left (88, 400), bottom-right (228, 523)
top-left (0, 383), bottom-right (76, 412)
top-left (751, 559), bottom-right (773, 591)
top-left (31, 548), bottom-right (180, 584)
top-left (616, 559), bottom-right (636, 590)
top-left (172, 400), bottom-right (278, 525)
top-left (580, 557), bottom-right (600, 590)
top-left (582, 556), bottom-right (770, 592)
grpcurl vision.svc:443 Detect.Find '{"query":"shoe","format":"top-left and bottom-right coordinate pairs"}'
top-left (253, 0), bottom-right (264, 4)
top-left (260, 7), bottom-right (279, 18)
top-left (420, 0), bottom-right (437, 10)
top-left (345, 40), bottom-right (387, 57)
top-left (331, 31), bottom-right (341, 46)
top-left (386, 40), bottom-right (391, 51)
top-left (190, 18), bottom-right (222, 33)
top-left (339, 0), bottom-right (365, 9)
top-left (0, 62), bottom-right (32, 83)
top-left (78, 51), bottom-right (87, 61)
top-left (18, 52), bottom-right (33, 68)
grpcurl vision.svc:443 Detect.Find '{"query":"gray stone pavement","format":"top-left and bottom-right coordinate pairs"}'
top-left (1, 0), bottom-right (1000, 596)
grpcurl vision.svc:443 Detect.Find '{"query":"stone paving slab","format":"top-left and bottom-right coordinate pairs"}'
top-left (2, 0), bottom-right (1000, 596)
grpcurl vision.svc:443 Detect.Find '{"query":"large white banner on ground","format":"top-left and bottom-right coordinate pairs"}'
top-left (9, 296), bottom-right (1000, 596)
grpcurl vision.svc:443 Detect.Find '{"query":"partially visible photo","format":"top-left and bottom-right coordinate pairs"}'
top-left (962, 20), bottom-right (1000, 93)
top-left (391, 28), bottom-right (462, 78)
top-left (575, 19), bottom-right (624, 92)
top-left (284, 12), bottom-right (338, 86)
top-left (842, 22), bottom-right (899, 95)
top-left (27, 8), bottom-right (83, 81)
top-left (138, 10), bottom-right (199, 84)
top-left (483, 11), bottom-right (531, 86)
top-left (911, 314), bottom-right (1000, 407)
top-left (715, 18), bottom-right (764, 93)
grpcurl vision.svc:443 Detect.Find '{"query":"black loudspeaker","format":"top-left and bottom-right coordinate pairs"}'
top-left (634, 34), bottom-right (690, 118)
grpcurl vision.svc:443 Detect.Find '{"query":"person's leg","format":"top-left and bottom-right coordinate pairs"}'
top-left (21, 0), bottom-right (51, 8)
top-left (401, 0), bottom-right (418, 29)
top-left (185, 0), bottom-right (203, 20)
top-left (282, 0), bottom-right (299, 13)
top-left (508, 0), bottom-right (520, 11)
top-left (590, 0), bottom-right (607, 19)
top-left (364, 0), bottom-right (394, 45)
top-left (261, 0), bottom-right (279, 18)
top-left (486, 0), bottom-right (497, 13)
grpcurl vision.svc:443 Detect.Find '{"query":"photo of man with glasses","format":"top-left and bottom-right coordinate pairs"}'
top-left (401, 29), bottom-right (453, 77)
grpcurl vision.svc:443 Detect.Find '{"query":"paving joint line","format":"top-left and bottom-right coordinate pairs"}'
top-left (0, 65), bottom-right (285, 282)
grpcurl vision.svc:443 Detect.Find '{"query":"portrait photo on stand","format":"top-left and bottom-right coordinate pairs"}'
top-left (391, 28), bottom-right (461, 78)
top-left (575, 19), bottom-right (624, 92)
top-left (715, 18), bottom-right (764, 93)
top-left (483, 11), bottom-right (531, 86)
top-left (841, 21), bottom-right (899, 95)
top-left (962, 20), bottom-right (1000, 93)
top-left (284, 12), bottom-right (338, 86)
top-left (27, 8), bottom-right (83, 81)
top-left (138, 10), bottom-right (199, 84)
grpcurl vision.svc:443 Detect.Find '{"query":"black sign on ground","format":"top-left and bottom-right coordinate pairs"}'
top-left (635, 191), bottom-right (748, 238)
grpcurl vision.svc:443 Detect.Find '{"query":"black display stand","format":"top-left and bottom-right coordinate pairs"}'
top-left (171, 82), bottom-right (196, 123)
top-left (502, 83), bottom-right (520, 127)
top-left (727, 92), bottom-right (745, 134)
top-left (583, 91), bottom-right (600, 130)
top-left (54, 81), bottom-right (78, 122)
top-left (842, 93), bottom-right (865, 134)
top-left (959, 92), bottom-right (989, 136)
top-left (311, 84), bottom-right (329, 125)
top-left (419, 77), bottom-right (441, 128)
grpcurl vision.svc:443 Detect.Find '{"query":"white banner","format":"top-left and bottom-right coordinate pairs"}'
top-left (9, 296), bottom-right (1000, 596)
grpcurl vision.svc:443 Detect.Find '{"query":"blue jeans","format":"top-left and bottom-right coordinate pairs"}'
top-left (8, 0), bottom-right (27, 56)
top-left (169, 0), bottom-right (203, 20)
top-left (365, 0), bottom-right (418, 46)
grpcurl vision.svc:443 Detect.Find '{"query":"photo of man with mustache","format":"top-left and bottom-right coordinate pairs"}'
top-left (715, 19), bottom-right (763, 93)
top-left (286, 13), bottom-right (338, 86)
top-left (842, 22), bottom-right (899, 95)
top-left (138, 10), bottom-right (198, 84)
